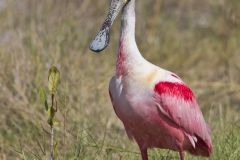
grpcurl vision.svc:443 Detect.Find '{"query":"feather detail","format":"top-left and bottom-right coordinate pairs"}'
top-left (154, 81), bottom-right (212, 156)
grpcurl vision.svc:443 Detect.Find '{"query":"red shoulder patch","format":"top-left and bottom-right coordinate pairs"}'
top-left (154, 82), bottom-right (194, 101)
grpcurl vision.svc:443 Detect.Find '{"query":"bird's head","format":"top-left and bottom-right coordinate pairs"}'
top-left (89, 0), bottom-right (130, 53)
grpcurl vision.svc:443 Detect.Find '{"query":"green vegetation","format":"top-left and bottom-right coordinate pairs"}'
top-left (39, 66), bottom-right (60, 160)
top-left (0, 0), bottom-right (239, 159)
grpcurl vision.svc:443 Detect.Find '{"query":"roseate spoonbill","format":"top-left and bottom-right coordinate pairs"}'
top-left (89, 0), bottom-right (212, 160)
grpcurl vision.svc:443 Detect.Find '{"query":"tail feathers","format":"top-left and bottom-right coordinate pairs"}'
top-left (189, 135), bottom-right (212, 157)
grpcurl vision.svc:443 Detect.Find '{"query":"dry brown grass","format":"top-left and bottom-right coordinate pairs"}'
top-left (0, 0), bottom-right (239, 159)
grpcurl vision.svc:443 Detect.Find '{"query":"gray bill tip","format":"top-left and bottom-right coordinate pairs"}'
top-left (89, 27), bottom-right (110, 53)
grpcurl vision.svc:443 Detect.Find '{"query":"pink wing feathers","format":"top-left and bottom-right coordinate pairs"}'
top-left (153, 81), bottom-right (212, 156)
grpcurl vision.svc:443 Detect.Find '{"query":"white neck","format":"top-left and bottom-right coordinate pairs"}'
top-left (116, 0), bottom-right (145, 77)
top-left (120, 0), bottom-right (136, 42)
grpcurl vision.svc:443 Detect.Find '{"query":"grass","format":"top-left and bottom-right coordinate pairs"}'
top-left (0, 0), bottom-right (240, 159)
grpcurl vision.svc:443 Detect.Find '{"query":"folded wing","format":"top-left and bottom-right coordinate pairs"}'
top-left (154, 81), bottom-right (212, 156)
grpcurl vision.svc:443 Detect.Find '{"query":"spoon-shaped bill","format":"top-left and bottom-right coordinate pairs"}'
top-left (89, 26), bottom-right (110, 53)
top-left (89, 0), bottom-right (127, 53)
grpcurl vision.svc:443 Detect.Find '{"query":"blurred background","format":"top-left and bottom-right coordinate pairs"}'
top-left (0, 0), bottom-right (240, 159)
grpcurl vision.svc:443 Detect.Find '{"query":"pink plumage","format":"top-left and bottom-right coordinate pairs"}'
top-left (154, 82), bottom-right (212, 156)
top-left (90, 0), bottom-right (212, 159)
top-left (109, 77), bottom-right (212, 160)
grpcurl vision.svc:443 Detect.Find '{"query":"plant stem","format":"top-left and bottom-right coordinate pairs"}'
top-left (50, 125), bottom-right (54, 160)
top-left (51, 94), bottom-right (54, 108)
top-left (50, 93), bottom-right (55, 160)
